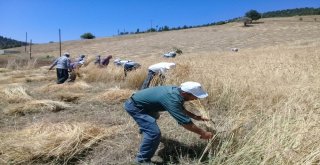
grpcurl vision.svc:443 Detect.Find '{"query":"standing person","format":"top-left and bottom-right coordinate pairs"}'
top-left (124, 81), bottom-right (213, 164)
top-left (101, 55), bottom-right (113, 66)
top-left (140, 62), bottom-right (176, 90)
top-left (48, 52), bottom-right (71, 84)
top-left (124, 61), bottom-right (141, 77)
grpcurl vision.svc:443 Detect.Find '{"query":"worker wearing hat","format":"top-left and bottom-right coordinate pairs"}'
top-left (124, 81), bottom-right (213, 164)
top-left (48, 52), bottom-right (71, 84)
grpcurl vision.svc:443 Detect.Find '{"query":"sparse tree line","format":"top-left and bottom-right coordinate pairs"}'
top-left (0, 36), bottom-right (27, 49)
top-left (1, 7), bottom-right (319, 47)
top-left (262, 7), bottom-right (320, 18)
top-left (117, 7), bottom-right (320, 36)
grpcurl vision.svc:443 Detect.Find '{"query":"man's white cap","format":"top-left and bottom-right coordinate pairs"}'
top-left (79, 61), bottom-right (84, 65)
top-left (180, 81), bottom-right (208, 99)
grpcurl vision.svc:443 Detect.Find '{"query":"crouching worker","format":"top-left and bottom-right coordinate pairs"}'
top-left (48, 52), bottom-right (71, 84)
top-left (124, 61), bottom-right (141, 77)
top-left (101, 55), bottom-right (113, 67)
top-left (68, 61), bottom-right (84, 82)
top-left (140, 62), bottom-right (176, 90)
top-left (124, 81), bottom-right (213, 164)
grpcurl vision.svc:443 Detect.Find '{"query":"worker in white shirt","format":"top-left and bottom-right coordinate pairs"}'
top-left (140, 62), bottom-right (176, 90)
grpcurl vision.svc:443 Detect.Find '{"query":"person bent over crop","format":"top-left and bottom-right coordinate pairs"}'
top-left (140, 62), bottom-right (176, 90)
top-left (124, 81), bottom-right (213, 164)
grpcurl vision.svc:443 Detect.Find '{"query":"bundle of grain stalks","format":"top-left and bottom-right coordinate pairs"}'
top-left (4, 99), bottom-right (70, 115)
top-left (36, 81), bottom-right (91, 93)
top-left (0, 122), bottom-right (122, 164)
top-left (163, 63), bottom-right (191, 85)
top-left (95, 87), bottom-right (134, 104)
top-left (123, 68), bottom-right (146, 89)
top-left (0, 68), bottom-right (10, 73)
top-left (0, 85), bottom-right (32, 103)
top-left (83, 64), bottom-right (124, 83)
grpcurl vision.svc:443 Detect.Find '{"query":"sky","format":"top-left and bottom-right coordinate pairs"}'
top-left (0, 0), bottom-right (319, 43)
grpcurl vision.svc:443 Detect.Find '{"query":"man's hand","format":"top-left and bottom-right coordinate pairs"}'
top-left (200, 131), bottom-right (213, 139)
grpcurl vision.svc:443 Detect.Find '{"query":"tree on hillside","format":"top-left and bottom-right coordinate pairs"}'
top-left (80, 33), bottom-right (95, 39)
top-left (0, 35), bottom-right (27, 49)
top-left (245, 10), bottom-right (262, 21)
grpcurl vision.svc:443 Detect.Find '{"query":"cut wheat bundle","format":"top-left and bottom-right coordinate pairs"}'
top-left (36, 81), bottom-right (91, 93)
top-left (0, 85), bottom-right (32, 103)
top-left (0, 122), bottom-right (122, 165)
top-left (95, 87), bottom-right (134, 104)
top-left (4, 99), bottom-right (70, 115)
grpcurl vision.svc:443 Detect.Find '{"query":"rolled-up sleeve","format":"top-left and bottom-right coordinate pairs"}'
top-left (161, 96), bottom-right (191, 125)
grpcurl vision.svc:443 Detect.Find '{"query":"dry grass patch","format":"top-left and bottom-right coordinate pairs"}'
top-left (4, 99), bottom-right (70, 115)
top-left (0, 68), bottom-right (10, 73)
top-left (54, 92), bottom-right (84, 103)
top-left (123, 68), bottom-right (147, 89)
top-left (36, 81), bottom-right (91, 93)
top-left (0, 85), bottom-right (32, 104)
top-left (94, 87), bottom-right (134, 104)
top-left (0, 122), bottom-right (122, 164)
top-left (83, 64), bottom-right (124, 83)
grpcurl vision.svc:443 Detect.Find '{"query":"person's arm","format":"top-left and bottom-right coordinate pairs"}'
top-left (183, 109), bottom-right (209, 121)
top-left (182, 122), bottom-right (213, 139)
top-left (48, 59), bottom-right (58, 70)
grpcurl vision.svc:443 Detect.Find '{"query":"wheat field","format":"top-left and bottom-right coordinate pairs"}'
top-left (0, 16), bottom-right (320, 165)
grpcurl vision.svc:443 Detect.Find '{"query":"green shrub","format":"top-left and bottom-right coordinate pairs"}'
top-left (80, 33), bottom-right (95, 39)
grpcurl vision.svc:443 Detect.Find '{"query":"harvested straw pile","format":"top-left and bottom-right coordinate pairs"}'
top-left (0, 85), bottom-right (32, 103)
top-left (0, 68), bottom-right (10, 73)
top-left (36, 81), bottom-right (91, 93)
top-left (0, 122), bottom-right (121, 164)
top-left (4, 100), bottom-right (70, 115)
top-left (83, 64), bottom-right (124, 83)
top-left (95, 87), bottom-right (134, 104)
top-left (54, 92), bottom-right (84, 103)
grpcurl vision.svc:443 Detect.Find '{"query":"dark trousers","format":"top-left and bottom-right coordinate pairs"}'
top-left (124, 64), bottom-right (135, 77)
top-left (124, 99), bottom-right (161, 163)
top-left (140, 70), bottom-right (156, 90)
top-left (56, 68), bottom-right (69, 84)
top-left (140, 70), bottom-right (166, 90)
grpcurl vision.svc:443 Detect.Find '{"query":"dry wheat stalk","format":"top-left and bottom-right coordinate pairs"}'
top-left (0, 122), bottom-right (122, 164)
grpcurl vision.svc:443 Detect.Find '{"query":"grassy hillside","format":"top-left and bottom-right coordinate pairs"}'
top-left (0, 15), bottom-right (320, 165)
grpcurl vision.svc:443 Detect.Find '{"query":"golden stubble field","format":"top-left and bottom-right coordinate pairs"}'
top-left (0, 15), bottom-right (320, 165)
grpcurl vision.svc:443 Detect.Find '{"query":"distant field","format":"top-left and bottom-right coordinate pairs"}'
top-left (0, 15), bottom-right (320, 165)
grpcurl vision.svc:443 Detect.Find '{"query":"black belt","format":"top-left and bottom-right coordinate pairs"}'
top-left (130, 97), bottom-right (138, 106)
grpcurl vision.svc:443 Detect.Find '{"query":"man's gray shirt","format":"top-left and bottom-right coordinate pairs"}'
top-left (51, 56), bottom-right (70, 69)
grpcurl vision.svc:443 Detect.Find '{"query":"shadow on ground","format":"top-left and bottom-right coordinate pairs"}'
top-left (155, 137), bottom-right (219, 165)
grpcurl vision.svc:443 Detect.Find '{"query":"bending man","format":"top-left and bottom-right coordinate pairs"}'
top-left (124, 81), bottom-right (213, 164)
top-left (140, 62), bottom-right (176, 90)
